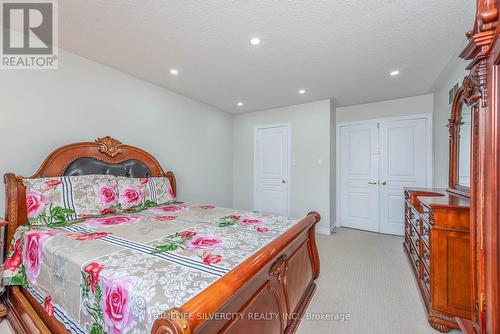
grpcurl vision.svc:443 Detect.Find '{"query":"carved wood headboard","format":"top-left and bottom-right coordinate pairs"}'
top-left (3, 136), bottom-right (176, 246)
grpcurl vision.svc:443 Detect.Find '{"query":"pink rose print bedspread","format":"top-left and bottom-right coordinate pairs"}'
top-left (2, 203), bottom-right (299, 334)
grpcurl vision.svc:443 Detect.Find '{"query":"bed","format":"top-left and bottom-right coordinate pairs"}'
top-left (1, 136), bottom-right (321, 334)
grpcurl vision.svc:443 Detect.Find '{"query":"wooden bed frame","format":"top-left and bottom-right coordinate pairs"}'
top-left (1, 136), bottom-right (321, 334)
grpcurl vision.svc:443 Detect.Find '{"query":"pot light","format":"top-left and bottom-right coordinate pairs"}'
top-left (390, 70), bottom-right (400, 76)
top-left (237, 102), bottom-right (244, 107)
top-left (298, 89), bottom-right (306, 94)
top-left (170, 68), bottom-right (179, 75)
top-left (250, 37), bottom-right (261, 46)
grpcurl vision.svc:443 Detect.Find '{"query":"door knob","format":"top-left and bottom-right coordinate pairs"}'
top-left (381, 181), bottom-right (387, 185)
top-left (281, 179), bottom-right (286, 184)
top-left (368, 181), bottom-right (377, 185)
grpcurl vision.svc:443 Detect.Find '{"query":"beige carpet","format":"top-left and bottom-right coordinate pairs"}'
top-left (297, 227), bottom-right (460, 334)
top-left (0, 318), bottom-right (13, 333)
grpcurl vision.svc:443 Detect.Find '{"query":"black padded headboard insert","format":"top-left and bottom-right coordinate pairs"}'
top-left (64, 157), bottom-right (151, 177)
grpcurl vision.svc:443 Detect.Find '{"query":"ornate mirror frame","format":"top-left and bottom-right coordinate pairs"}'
top-left (458, 1), bottom-right (499, 332)
top-left (448, 74), bottom-right (481, 198)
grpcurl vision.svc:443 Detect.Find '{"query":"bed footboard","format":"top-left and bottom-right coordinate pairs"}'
top-left (152, 211), bottom-right (321, 334)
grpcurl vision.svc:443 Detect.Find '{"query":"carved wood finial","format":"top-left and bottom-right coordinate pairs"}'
top-left (95, 136), bottom-right (122, 158)
top-left (478, 0), bottom-right (499, 32)
top-left (462, 75), bottom-right (481, 104)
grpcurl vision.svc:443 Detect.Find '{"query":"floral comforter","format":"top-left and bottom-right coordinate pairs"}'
top-left (2, 203), bottom-right (299, 334)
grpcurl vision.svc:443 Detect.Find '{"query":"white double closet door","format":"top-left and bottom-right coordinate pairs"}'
top-left (339, 115), bottom-right (431, 236)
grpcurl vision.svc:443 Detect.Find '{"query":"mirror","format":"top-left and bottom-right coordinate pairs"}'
top-left (448, 81), bottom-right (476, 197)
top-left (458, 103), bottom-right (472, 187)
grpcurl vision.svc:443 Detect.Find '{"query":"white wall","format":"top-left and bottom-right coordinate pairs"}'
top-left (432, 58), bottom-right (469, 187)
top-left (336, 94), bottom-right (434, 123)
top-left (329, 100), bottom-right (337, 231)
top-left (233, 100), bottom-right (332, 233)
top-left (0, 49), bottom-right (234, 216)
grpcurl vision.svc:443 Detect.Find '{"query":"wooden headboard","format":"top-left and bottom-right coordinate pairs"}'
top-left (3, 136), bottom-right (176, 246)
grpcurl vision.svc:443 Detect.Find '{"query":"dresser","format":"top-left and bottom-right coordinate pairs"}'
top-left (404, 188), bottom-right (472, 332)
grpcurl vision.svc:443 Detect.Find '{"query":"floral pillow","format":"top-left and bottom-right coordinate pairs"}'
top-left (23, 175), bottom-right (119, 225)
top-left (116, 177), bottom-right (176, 209)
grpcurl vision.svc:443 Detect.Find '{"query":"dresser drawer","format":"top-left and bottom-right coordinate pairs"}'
top-left (422, 264), bottom-right (431, 295)
top-left (409, 208), bottom-right (422, 232)
top-left (405, 228), bottom-right (411, 246)
top-left (409, 241), bottom-right (422, 279)
top-left (420, 204), bottom-right (431, 223)
top-left (405, 200), bottom-right (413, 219)
top-left (408, 240), bottom-right (421, 278)
top-left (421, 220), bottom-right (430, 247)
top-left (405, 214), bottom-right (412, 235)
top-left (412, 216), bottom-right (422, 236)
top-left (422, 239), bottom-right (430, 272)
top-left (405, 222), bottom-right (411, 237)
top-left (410, 227), bottom-right (421, 256)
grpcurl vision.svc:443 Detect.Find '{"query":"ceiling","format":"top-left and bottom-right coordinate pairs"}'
top-left (57, 1), bottom-right (475, 113)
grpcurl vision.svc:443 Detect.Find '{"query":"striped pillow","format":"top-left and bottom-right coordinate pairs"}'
top-left (23, 175), bottom-right (118, 225)
top-left (116, 177), bottom-right (176, 209)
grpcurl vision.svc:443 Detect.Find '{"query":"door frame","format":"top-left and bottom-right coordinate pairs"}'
top-left (335, 113), bottom-right (433, 229)
top-left (253, 122), bottom-right (292, 217)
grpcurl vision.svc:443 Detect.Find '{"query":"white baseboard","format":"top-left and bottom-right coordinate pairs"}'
top-left (316, 223), bottom-right (336, 235)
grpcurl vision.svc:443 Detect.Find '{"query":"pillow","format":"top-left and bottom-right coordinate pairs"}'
top-left (116, 176), bottom-right (176, 208)
top-left (23, 175), bottom-right (119, 225)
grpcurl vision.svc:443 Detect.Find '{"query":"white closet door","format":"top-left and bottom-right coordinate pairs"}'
top-left (339, 123), bottom-right (380, 232)
top-left (379, 118), bottom-right (427, 235)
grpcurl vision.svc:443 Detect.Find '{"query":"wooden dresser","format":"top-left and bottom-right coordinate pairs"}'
top-left (404, 188), bottom-right (472, 332)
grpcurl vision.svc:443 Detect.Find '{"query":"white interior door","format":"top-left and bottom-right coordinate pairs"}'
top-left (379, 118), bottom-right (428, 235)
top-left (339, 123), bottom-right (380, 232)
top-left (254, 125), bottom-right (290, 216)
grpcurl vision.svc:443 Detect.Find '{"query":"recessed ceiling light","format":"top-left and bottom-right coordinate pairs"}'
top-left (237, 102), bottom-right (244, 107)
top-left (250, 37), bottom-right (261, 46)
top-left (390, 70), bottom-right (400, 76)
top-left (298, 89), bottom-right (306, 94)
top-left (170, 68), bottom-right (179, 75)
